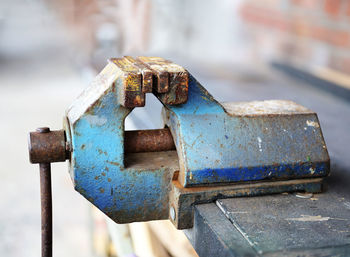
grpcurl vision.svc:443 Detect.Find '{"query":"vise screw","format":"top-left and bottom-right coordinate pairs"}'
top-left (28, 57), bottom-right (330, 256)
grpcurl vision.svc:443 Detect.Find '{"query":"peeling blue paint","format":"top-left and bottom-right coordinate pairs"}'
top-left (164, 75), bottom-right (330, 187)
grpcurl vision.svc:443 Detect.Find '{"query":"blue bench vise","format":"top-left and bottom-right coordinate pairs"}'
top-left (29, 57), bottom-right (330, 231)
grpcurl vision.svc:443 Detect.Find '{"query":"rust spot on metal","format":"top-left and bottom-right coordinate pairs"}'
top-left (137, 56), bottom-right (169, 93)
top-left (172, 170), bottom-right (179, 181)
top-left (137, 56), bottom-right (188, 105)
top-left (109, 57), bottom-right (144, 108)
top-left (124, 56), bottom-right (153, 93)
top-left (124, 128), bottom-right (175, 153)
top-left (107, 161), bottom-right (120, 166)
top-left (28, 129), bottom-right (68, 164)
top-left (107, 56), bottom-right (188, 108)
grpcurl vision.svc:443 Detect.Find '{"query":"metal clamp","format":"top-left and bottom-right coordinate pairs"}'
top-left (28, 56), bottom-right (330, 257)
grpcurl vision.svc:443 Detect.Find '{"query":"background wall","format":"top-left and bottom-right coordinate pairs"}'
top-left (41, 0), bottom-right (350, 74)
top-left (240, 0), bottom-right (350, 74)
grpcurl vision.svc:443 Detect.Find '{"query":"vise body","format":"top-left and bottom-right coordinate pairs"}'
top-left (29, 57), bottom-right (329, 230)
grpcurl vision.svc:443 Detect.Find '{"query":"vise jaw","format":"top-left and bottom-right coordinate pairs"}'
top-left (36, 57), bottom-right (330, 229)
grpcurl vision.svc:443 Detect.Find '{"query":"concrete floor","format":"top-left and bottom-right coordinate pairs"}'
top-left (0, 0), bottom-right (95, 255)
top-left (0, 53), bottom-right (94, 256)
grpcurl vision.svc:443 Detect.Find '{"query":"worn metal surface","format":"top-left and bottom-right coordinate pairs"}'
top-left (64, 58), bottom-right (330, 227)
top-left (169, 177), bottom-right (323, 229)
top-left (185, 193), bottom-right (350, 256)
top-left (163, 75), bottom-right (330, 187)
top-left (65, 61), bottom-right (176, 224)
top-left (28, 129), bottom-right (67, 163)
top-left (39, 163), bottom-right (52, 257)
top-left (138, 56), bottom-right (189, 105)
top-left (186, 200), bottom-right (350, 257)
top-left (29, 127), bottom-right (55, 257)
top-left (110, 57), bottom-right (144, 108)
top-left (181, 62), bottom-right (350, 256)
top-left (124, 128), bottom-right (175, 153)
top-left (108, 56), bottom-right (188, 108)
top-left (216, 195), bottom-right (350, 255)
top-left (185, 203), bottom-right (256, 257)
top-left (29, 127), bottom-right (175, 158)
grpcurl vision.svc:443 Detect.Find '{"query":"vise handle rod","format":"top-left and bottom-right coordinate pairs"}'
top-left (29, 127), bottom-right (176, 164)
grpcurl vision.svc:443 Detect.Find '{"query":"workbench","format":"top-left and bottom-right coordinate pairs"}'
top-left (179, 64), bottom-right (350, 256)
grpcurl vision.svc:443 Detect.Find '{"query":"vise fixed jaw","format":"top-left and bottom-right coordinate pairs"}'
top-left (31, 57), bottom-right (330, 230)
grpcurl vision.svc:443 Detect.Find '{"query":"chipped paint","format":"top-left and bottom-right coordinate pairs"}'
top-left (85, 114), bottom-right (107, 126)
top-left (309, 167), bottom-right (315, 174)
top-left (306, 120), bottom-right (320, 127)
top-left (286, 215), bottom-right (334, 222)
top-left (257, 137), bottom-right (262, 152)
top-left (222, 100), bottom-right (313, 116)
top-left (163, 75), bottom-right (330, 187)
top-left (65, 58), bottom-right (330, 228)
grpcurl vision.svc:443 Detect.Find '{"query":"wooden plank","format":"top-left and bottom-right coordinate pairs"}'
top-left (129, 222), bottom-right (170, 257)
top-left (148, 220), bottom-right (198, 257)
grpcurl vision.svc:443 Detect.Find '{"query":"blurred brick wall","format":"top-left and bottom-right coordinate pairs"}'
top-left (240, 0), bottom-right (350, 74)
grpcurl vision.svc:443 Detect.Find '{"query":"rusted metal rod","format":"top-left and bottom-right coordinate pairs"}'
top-left (29, 128), bottom-right (175, 164)
top-left (39, 162), bottom-right (52, 257)
top-left (124, 128), bottom-right (175, 153)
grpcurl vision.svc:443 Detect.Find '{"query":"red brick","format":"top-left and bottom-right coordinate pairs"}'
top-left (329, 56), bottom-right (350, 74)
top-left (346, 1), bottom-right (350, 17)
top-left (240, 3), bottom-right (350, 47)
top-left (240, 4), bottom-right (290, 31)
top-left (311, 26), bottom-right (350, 47)
top-left (324, 0), bottom-right (341, 17)
top-left (291, 0), bottom-right (320, 9)
top-left (293, 22), bottom-right (350, 47)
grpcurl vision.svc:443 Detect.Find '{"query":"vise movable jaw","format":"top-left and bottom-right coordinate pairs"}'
top-left (30, 57), bottom-right (330, 230)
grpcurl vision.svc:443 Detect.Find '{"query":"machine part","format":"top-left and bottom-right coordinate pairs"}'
top-left (29, 128), bottom-right (175, 162)
top-left (162, 79), bottom-right (329, 187)
top-left (40, 162), bottom-right (52, 257)
top-left (109, 56), bottom-right (188, 108)
top-left (170, 177), bottom-right (323, 229)
top-left (28, 128), bottom-right (67, 163)
top-left (124, 128), bottom-right (175, 153)
top-left (63, 57), bottom-right (329, 229)
top-left (29, 57), bottom-right (330, 234)
top-left (30, 127), bottom-right (54, 257)
top-left (137, 56), bottom-right (189, 105)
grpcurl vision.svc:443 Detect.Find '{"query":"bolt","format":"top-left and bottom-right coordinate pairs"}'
top-left (170, 206), bottom-right (176, 221)
top-left (37, 127), bottom-right (50, 133)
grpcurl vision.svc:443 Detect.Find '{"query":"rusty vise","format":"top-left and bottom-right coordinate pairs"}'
top-left (28, 56), bottom-right (330, 255)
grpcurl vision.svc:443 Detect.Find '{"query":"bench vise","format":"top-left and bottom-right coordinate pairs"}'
top-left (28, 57), bottom-right (330, 234)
